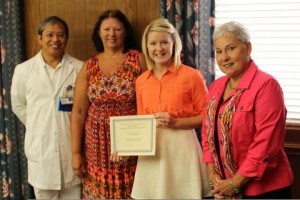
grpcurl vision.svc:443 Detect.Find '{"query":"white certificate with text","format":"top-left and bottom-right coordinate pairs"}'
top-left (110, 115), bottom-right (156, 156)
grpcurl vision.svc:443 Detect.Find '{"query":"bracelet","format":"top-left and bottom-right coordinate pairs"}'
top-left (230, 178), bottom-right (240, 194)
top-left (208, 174), bottom-right (214, 189)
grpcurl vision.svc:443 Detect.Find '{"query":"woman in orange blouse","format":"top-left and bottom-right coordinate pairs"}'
top-left (131, 18), bottom-right (211, 199)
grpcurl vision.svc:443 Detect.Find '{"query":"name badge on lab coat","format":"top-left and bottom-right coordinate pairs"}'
top-left (58, 84), bottom-right (75, 112)
top-left (58, 96), bottom-right (73, 112)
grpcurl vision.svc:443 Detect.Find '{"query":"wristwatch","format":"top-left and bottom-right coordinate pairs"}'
top-left (230, 178), bottom-right (240, 194)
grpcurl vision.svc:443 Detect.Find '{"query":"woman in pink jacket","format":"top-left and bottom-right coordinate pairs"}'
top-left (201, 21), bottom-right (294, 199)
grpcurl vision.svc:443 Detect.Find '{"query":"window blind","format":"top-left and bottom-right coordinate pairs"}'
top-left (215, 0), bottom-right (300, 125)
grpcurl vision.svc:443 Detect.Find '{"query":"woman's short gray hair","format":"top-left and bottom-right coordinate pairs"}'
top-left (213, 21), bottom-right (250, 46)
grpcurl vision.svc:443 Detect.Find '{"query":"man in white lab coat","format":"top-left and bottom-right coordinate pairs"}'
top-left (11, 16), bottom-right (83, 199)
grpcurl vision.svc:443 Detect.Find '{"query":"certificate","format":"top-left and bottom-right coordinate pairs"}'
top-left (110, 115), bottom-right (156, 156)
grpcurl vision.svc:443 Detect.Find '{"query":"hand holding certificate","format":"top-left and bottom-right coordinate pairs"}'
top-left (110, 115), bottom-right (156, 155)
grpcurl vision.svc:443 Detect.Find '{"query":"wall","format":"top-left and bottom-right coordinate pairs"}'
top-left (23, 0), bottom-right (159, 61)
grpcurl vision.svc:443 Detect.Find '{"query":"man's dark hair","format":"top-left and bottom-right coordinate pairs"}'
top-left (38, 16), bottom-right (69, 37)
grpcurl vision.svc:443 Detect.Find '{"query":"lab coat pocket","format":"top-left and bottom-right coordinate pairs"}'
top-left (24, 130), bottom-right (42, 163)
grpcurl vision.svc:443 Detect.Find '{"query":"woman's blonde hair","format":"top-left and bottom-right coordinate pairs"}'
top-left (141, 18), bottom-right (182, 70)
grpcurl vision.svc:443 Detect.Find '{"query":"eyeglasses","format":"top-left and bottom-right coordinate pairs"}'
top-left (44, 32), bottom-right (66, 39)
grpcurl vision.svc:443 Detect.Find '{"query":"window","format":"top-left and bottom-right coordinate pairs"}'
top-left (215, 0), bottom-right (300, 125)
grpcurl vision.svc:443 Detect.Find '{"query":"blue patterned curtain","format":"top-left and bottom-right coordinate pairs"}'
top-left (159, 0), bottom-right (215, 87)
top-left (0, 1), bottom-right (34, 199)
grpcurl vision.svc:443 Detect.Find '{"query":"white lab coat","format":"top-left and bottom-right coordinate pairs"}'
top-left (11, 51), bottom-right (83, 190)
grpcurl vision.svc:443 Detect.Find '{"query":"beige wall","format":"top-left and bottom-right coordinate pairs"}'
top-left (23, 0), bottom-right (159, 61)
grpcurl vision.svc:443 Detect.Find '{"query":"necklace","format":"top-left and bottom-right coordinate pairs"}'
top-left (228, 80), bottom-right (236, 89)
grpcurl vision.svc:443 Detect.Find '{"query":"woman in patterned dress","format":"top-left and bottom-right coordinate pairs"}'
top-left (71, 9), bottom-right (146, 199)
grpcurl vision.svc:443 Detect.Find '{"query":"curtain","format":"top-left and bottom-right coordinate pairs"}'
top-left (159, 0), bottom-right (215, 87)
top-left (0, 1), bottom-right (34, 199)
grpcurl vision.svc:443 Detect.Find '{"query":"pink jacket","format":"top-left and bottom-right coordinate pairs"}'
top-left (202, 60), bottom-right (294, 196)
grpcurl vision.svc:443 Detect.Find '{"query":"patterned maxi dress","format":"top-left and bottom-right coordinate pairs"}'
top-left (82, 50), bottom-right (142, 199)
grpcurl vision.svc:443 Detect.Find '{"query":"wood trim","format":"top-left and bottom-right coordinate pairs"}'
top-left (284, 126), bottom-right (300, 152)
top-left (284, 126), bottom-right (300, 199)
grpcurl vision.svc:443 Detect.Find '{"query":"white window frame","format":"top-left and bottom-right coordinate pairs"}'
top-left (215, 0), bottom-right (300, 126)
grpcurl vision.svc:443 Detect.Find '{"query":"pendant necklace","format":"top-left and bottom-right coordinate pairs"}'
top-left (228, 80), bottom-right (236, 90)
